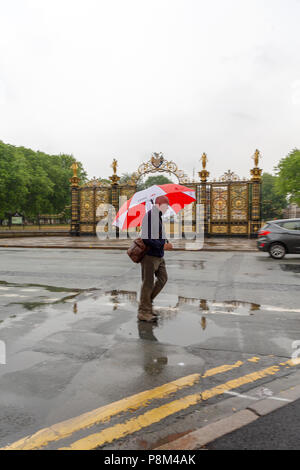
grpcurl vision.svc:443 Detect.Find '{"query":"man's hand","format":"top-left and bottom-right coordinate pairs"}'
top-left (164, 242), bottom-right (173, 251)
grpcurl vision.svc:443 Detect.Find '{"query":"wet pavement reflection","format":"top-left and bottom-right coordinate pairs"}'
top-left (137, 323), bottom-right (168, 375)
top-left (2, 282), bottom-right (300, 329)
top-left (280, 264), bottom-right (300, 274)
top-left (1, 282), bottom-right (300, 374)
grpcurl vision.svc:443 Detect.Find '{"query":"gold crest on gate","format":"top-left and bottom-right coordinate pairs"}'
top-left (151, 152), bottom-right (164, 169)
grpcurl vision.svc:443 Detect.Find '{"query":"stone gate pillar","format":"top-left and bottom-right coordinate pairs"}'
top-left (250, 149), bottom-right (263, 237)
top-left (198, 153), bottom-right (210, 236)
top-left (70, 162), bottom-right (80, 236)
top-left (109, 159), bottom-right (121, 237)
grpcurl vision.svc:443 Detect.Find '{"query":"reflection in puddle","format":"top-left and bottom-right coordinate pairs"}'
top-left (108, 290), bottom-right (137, 302)
top-left (9, 293), bottom-right (80, 310)
top-left (136, 322), bottom-right (169, 375)
top-left (280, 264), bottom-right (300, 274)
top-left (2, 280), bottom-right (299, 318)
top-left (107, 290), bottom-right (138, 311)
top-left (0, 280), bottom-right (83, 293)
top-left (178, 297), bottom-right (261, 316)
top-left (201, 317), bottom-right (207, 330)
top-left (144, 356), bottom-right (168, 375)
top-left (138, 322), bottom-right (158, 342)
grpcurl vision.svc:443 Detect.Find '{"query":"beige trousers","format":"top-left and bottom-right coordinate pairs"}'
top-left (138, 255), bottom-right (168, 315)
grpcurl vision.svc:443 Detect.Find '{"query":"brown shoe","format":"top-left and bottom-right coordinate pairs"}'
top-left (138, 312), bottom-right (157, 322)
top-left (150, 299), bottom-right (159, 316)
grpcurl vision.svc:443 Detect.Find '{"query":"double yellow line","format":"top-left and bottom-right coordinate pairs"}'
top-left (2, 357), bottom-right (298, 450)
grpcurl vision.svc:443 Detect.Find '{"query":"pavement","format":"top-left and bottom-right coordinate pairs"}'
top-left (207, 397), bottom-right (300, 450)
top-left (155, 373), bottom-right (300, 450)
top-left (0, 235), bottom-right (257, 251)
top-left (0, 247), bottom-right (299, 450)
top-left (0, 230), bottom-right (69, 239)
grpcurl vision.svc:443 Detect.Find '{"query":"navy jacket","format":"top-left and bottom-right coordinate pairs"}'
top-left (141, 206), bottom-right (167, 258)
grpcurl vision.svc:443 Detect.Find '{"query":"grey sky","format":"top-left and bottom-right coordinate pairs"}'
top-left (1, 0), bottom-right (300, 180)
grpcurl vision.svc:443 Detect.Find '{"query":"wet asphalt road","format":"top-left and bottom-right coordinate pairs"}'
top-left (0, 247), bottom-right (300, 449)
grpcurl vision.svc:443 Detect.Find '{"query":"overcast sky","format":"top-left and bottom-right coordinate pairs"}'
top-left (1, 0), bottom-right (300, 180)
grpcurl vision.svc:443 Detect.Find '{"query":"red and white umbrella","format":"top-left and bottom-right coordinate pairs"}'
top-left (113, 183), bottom-right (196, 230)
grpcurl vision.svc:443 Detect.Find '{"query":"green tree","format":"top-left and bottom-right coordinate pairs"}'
top-left (0, 140), bottom-right (87, 221)
top-left (275, 149), bottom-right (300, 205)
top-left (0, 142), bottom-right (31, 220)
top-left (119, 173), bottom-right (134, 184)
top-left (261, 172), bottom-right (287, 221)
top-left (139, 174), bottom-right (173, 190)
top-left (98, 178), bottom-right (111, 185)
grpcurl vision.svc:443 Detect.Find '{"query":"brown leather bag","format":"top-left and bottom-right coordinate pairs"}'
top-left (127, 238), bottom-right (149, 263)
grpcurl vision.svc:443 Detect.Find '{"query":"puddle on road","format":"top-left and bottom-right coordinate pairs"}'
top-left (0, 280), bottom-right (83, 293)
top-left (1, 283), bottom-right (300, 381)
top-left (2, 281), bottom-right (300, 318)
top-left (280, 264), bottom-right (300, 274)
top-left (0, 281), bottom-right (84, 325)
top-left (129, 309), bottom-right (228, 347)
top-left (1, 281), bottom-right (300, 342)
top-left (178, 297), bottom-right (261, 316)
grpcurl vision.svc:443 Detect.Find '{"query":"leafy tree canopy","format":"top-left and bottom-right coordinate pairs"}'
top-left (261, 172), bottom-right (287, 221)
top-left (139, 174), bottom-right (173, 190)
top-left (275, 149), bottom-right (300, 206)
top-left (118, 173), bottom-right (173, 191)
top-left (0, 140), bottom-right (87, 220)
top-left (119, 173), bottom-right (134, 184)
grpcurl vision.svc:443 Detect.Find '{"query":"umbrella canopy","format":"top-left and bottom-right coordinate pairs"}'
top-left (113, 183), bottom-right (196, 230)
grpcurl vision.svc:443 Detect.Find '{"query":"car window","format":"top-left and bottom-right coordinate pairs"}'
top-left (281, 221), bottom-right (300, 231)
top-left (261, 224), bottom-right (270, 230)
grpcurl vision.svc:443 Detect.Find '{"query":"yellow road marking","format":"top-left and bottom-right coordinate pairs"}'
top-left (59, 363), bottom-right (293, 450)
top-left (1, 359), bottom-right (248, 451)
top-left (202, 361), bottom-right (244, 377)
top-left (248, 357), bottom-right (260, 363)
top-left (1, 373), bottom-right (199, 450)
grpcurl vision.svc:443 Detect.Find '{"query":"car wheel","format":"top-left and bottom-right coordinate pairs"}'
top-left (269, 243), bottom-right (286, 259)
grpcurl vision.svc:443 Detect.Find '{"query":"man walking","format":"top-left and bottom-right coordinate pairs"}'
top-left (138, 195), bottom-right (173, 322)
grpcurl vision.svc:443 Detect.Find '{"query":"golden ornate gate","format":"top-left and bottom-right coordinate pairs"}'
top-left (209, 178), bottom-right (249, 235)
top-left (70, 151), bottom-right (262, 237)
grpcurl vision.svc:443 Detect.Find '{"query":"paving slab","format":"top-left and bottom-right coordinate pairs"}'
top-left (0, 236), bottom-right (257, 251)
top-left (156, 410), bottom-right (258, 450)
top-left (247, 383), bottom-right (300, 416)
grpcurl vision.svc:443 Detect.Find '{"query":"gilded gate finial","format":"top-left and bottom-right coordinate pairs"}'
top-left (70, 162), bottom-right (80, 187)
top-left (71, 162), bottom-right (79, 178)
top-left (253, 149), bottom-right (260, 168)
top-left (109, 159), bottom-right (120, 185)
top-left (201, 153), bottom-right (208, 170)
top-left (251, 149), bottom-right (262, 181)
top-left (199, 153), bottom-right (210, 182)
top-left (111, 158), bottom-right (118, 175)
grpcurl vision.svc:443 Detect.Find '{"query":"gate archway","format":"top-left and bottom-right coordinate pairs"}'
top-left (132, 152), bottom-right (190, 185)
top-left (70, 151), bottom-right (262, 237)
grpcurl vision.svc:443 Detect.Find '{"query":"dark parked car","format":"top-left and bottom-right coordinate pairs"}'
top-left (257, 219), bottom-right (300, 259)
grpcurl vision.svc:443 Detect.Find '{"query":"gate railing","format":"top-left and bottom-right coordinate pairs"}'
top-left (70, 151), bottom-right (262, 238)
